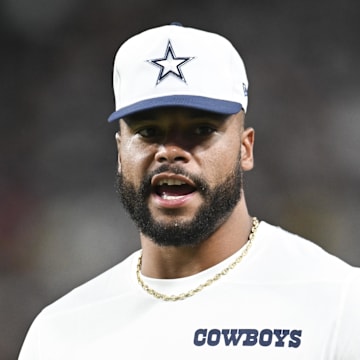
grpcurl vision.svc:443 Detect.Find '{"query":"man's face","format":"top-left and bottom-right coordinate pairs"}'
top-left (116, 107), bottom-right (254, 247)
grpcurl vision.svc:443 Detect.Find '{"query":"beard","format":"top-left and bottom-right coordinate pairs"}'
top-left (116, 158), bottom-right (243, 247)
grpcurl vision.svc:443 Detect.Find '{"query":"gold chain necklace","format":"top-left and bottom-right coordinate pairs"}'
top-left (136, 217), bottom-right (259, 301)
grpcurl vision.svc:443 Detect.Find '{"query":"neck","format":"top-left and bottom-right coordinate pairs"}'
top-left (139, 198), bottom-right (253, 279)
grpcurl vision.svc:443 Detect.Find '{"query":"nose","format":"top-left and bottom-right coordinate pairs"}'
top-left (155, 143), bottom-right (191, 164)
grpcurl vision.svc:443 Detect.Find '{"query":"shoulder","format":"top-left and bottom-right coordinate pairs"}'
top-left (19, 251), bottom-right (140, 359)
top-left (38, 250), bottom-right (140, 318)
top-left (253, 221), bottom-right (357, 282)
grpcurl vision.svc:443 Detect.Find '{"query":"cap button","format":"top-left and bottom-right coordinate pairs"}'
top-left (170, 22), bottom-right (183, 26)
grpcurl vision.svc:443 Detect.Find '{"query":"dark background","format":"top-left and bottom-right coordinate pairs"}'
top-left (1, 0), bottom-right (360, 358)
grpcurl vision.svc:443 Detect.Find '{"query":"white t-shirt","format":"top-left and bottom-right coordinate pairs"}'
top-left (19, 222), bottom-right (360, 359)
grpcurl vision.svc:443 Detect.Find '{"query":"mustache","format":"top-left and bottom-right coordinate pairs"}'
top-left (143, 164), bottom-right (209, 194)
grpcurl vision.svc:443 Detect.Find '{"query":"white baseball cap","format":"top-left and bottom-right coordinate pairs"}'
top-left (108, 23), bottom-right (249, 122)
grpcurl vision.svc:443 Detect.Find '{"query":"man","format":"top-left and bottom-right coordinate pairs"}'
top-left (19, 23), bottom-right (360, 359)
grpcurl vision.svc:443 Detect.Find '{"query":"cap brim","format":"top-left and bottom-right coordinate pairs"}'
top-left (107, 95), bottom-right (242, 122)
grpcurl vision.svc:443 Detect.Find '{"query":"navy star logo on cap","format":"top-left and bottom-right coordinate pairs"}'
top-left (147, 40), bottom-right (194, 85)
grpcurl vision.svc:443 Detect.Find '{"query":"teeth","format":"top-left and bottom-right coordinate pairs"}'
top-left (161, 194), bottom-right (182, 200)
top-left (158, 179), bottom-right (186, 186)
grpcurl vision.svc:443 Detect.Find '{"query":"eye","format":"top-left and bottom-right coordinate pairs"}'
top-left (137, 126), bottom-right (160, 138)
top-left (193, 125), bottom-right (216, 136)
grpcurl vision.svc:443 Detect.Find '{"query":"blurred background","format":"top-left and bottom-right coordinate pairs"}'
top-left (1, 0), bottom-right (360, 358)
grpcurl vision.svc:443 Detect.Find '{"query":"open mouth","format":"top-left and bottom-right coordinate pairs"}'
top-left (152, 175), bottom-right (197, 200)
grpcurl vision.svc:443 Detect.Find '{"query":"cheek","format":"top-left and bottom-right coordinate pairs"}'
top-left (196, 143), bottom-right (240, 184)
top-left (119, 141), bottom-right (155, 183)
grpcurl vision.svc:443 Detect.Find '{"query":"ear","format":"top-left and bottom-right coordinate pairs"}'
top-left (115, 131), bottom-right (122, 174)
top-left (241, 127), bottom-right (255, 171)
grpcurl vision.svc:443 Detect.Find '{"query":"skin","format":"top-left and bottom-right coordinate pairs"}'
top-left (116, 106), bottom-right (255, 279)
